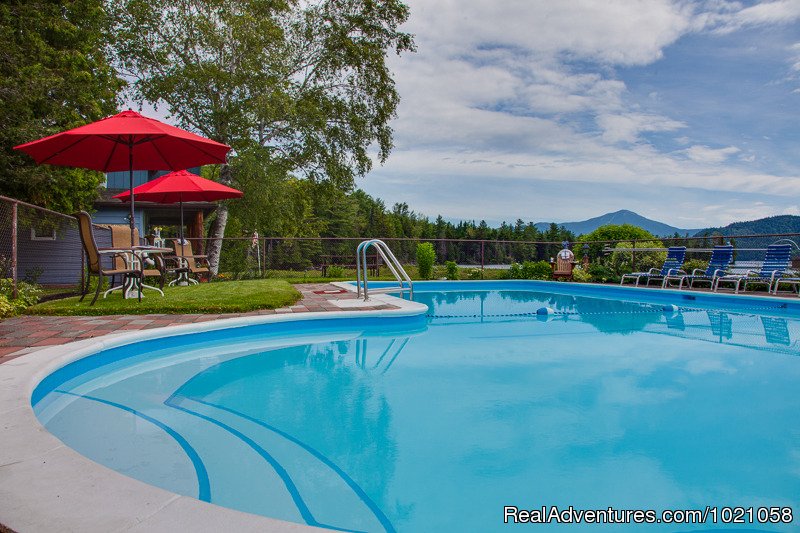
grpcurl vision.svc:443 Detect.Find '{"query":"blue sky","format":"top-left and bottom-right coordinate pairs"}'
top-left (358, 0), bottom-right (800, 229)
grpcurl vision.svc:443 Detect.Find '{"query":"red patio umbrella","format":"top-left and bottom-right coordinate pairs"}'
top-left (14, 110), bottom-right (231, 244)
top-left (113, 169), bottom-right (242, 243)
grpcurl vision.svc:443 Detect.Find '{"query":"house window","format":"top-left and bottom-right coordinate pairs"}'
top-left (30, 227), bottom-right (56, 241)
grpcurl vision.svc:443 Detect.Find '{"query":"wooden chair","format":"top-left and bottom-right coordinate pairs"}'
top-left (74, 212), bottom-right (142, 305)
top-left (108, 225), bottom-right (166, 289)
top-left (552, 248), bottom-right (576, 280)
top-left (171, 240), bottom-right (210, 284)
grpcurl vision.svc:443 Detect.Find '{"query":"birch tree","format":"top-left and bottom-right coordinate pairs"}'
top-left (111, 0), bottom-right (414, 273)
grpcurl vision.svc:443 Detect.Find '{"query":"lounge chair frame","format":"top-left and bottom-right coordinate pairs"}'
top-left (620, 246), bottom-right (686, 287)
top-left (713, 243), bottom-right (792, 294)
top-left (662, 245), bottom-right (734, 290)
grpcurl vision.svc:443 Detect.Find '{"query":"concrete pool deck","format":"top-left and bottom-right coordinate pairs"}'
top-left (0, 282), bottom-right (423, 533)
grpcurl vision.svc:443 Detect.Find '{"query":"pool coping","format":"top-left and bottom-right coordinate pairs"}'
top-left (0, 291), bottom-right (426, 533)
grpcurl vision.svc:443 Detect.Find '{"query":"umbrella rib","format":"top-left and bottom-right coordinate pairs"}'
top-left (39, 136), bottom-right (92, 165)
top-left (132, 134), bottom-right (167, 146)
top-left (149, 141), bottom-right (174, 170)
top-left (174, 136), bottom-right (226, 163)
top-left (101, 139), bottom-right (120, 171)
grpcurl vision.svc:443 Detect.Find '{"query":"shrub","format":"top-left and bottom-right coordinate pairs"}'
top-left (587, 264), bottom-right (617, 283)
top-left (608, 240), bottom-right (666, 276)
top-left (0, 295), bottom-right (13, 319)
top-left (444, 261), bottom-right (459, 280)
top-left (416, 242), bottom-right (436, 280)
top-left (682, 259), bottom-right (708, 274)
top-left (522, 260), bottom-right (552, 280)
top-left (0, 278), bottom-right (42, 315)
top-left (325, 265), bottom-right (344, 278)
top-left (508, 261), bottom-right (552, 280)
top-left (572, 266), bottom-right (592, 282)
top-left (466, 268), bottom-right (483, 280)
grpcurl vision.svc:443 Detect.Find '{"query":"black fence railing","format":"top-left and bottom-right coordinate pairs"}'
top-left (3, 193), bottom-right (800, 292)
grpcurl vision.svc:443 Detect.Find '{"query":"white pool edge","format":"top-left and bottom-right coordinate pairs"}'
top-left (0, 292), bottom-right (426, 533)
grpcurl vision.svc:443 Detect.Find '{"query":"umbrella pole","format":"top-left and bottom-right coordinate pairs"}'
top-left (128, 141), bottom-right (136, 246)
top-left (179, 197), bottom-right (186, 285)
top-left (128, 140), bottom-right (140, 301)
top-left (180, 198), bottom-right (184, 243)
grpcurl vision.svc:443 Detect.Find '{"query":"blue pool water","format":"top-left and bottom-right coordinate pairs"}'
top-left (33, 282), bottom-right (800, 531)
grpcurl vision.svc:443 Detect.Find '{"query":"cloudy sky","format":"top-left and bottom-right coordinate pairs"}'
top-left (356, 0), bottom-right (800, 229)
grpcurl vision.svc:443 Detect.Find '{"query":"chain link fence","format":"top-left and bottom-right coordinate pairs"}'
top-left (1, 195), bottom-right (113, 298)
top-left (3, 194), bottom-right (800, 294)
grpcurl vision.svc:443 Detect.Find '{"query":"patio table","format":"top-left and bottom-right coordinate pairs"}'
top-left (102, 246), bottom-right (172, 299)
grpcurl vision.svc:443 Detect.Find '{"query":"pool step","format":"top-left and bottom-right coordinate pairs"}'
top-left (167, 396), bottom-right (391, 532)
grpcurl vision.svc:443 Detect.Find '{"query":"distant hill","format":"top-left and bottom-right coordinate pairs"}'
top-left (535, 209), bottom-right (697, 236)
top-left (694, 215), bottom-right (800, 236)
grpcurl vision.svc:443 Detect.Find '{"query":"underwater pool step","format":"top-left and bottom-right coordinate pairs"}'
top-left (167, 397), bottom-right (392, 532)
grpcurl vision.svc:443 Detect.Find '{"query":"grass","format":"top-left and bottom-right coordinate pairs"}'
top-left (28, 278), bottom-right (301, 316)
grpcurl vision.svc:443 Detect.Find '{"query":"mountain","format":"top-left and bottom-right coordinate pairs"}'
top-left (694, 215), bottom-right (800, 236)
top-left (535, 209), bottom-right (698, 236)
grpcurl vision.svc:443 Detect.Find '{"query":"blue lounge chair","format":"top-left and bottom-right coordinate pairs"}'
top-left (713, 243), bottom-right (792, 294)
top-left (662, 245), bottom-right (734, 290)
top-left (620, 246), bottom-right (686, 287)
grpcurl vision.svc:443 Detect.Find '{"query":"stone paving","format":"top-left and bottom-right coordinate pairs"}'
top-left (0, 283), bottom-right (393, 363)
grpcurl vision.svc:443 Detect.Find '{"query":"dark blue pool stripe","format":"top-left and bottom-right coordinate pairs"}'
top-left (186, 396), bottom-right (396, 533)
top-left (53, 390), bottom-right (211, 502)
top-left (164, 397), bottom-right (366, 533)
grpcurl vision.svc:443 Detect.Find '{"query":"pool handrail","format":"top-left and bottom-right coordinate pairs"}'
top-left (356, 239), bottom-right (413, 301)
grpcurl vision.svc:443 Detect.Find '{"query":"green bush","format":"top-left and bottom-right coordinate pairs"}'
top-left (416, 242), bottom-right (436, 280)
top-left (0, 295), bottom-right (14, 319)
top-left (509, 261), bottom-right (552, 280)
top-left (608, 240), bottom-right (666, 276)
top-left (523, 260), bottom-right (553, 280)
top-left (325, 265), bottom-right (344, 278)
top-left (682, 259), bottom-right (708, 274)
top-left (572, 266), bottom-right (592, 282)
top-left (467, 268), bottom-right (483, 280)
top-left (587, 263), bottom-right (617, 283)
top-left (0, 278), bottom-right (42, 315)
top-left (444, 261), bottom-right (459, 280)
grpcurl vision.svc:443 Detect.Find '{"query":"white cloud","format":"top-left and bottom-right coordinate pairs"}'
top-left (709, 0), bottom-right (800, 33)
top-left (406, 0), bottom-right (695, 66)
top-left (682, 145), bottom-right (741, 163)
top-left (362, 0), bottom-right (800, 227)
top-left (596, 113), bottom-right (686, 144)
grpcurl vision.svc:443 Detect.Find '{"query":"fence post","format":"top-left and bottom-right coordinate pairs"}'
top-left (631, 240), bottom-right (637, 272)
top-left (11, 202), bottom-right (18, 299)
top-left (480, 241), bottom-right (485, 272)
top-left (262, 238), bottom-right (268, 277)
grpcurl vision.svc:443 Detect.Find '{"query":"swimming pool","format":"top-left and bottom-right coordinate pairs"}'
top-left (31, 282), bottom-right (800, 531)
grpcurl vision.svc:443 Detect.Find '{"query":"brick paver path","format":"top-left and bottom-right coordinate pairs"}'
top-left (0, 283), bottom-right (394, 363)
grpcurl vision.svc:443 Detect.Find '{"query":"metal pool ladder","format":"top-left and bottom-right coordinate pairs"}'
top-left (356, 239), bottom-right (413, 301)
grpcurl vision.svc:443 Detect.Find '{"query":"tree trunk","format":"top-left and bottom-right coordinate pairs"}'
top-left (206, 164), bottom-right (233, 275)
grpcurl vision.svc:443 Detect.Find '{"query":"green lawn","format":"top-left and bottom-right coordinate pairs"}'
top-left (28, 279), bottom-right (301, 316)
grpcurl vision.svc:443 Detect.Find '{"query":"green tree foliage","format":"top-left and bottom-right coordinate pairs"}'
top-left (0, 0), bottom-right (122, 212)
top-left (416, 242), bottom-right (435, 279)
top-left (608, 240), bottom-right (666, 275)
top-left (110, 0), bottom-right (415, 273)
top-left (508, 261), bottom-right (552, 280)
top-left (444, 260), bottom-right (459, 280)
top-left (578, 224), bottom-right (658, 261)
